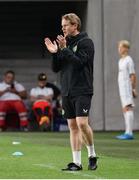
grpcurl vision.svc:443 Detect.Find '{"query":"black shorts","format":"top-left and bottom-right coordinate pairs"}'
top-left (62, 95), bottom-right (92, 119)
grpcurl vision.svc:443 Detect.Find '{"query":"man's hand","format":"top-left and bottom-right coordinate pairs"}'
top-left (9, 87), bottom-right (18, 95)
top-left (37, 95), bottom-right (45, 99)
top-left (5, 87), bottom-right (11, 92)
top-left (56, 35), bottom-right (66, 50)
top-left (44, 38), bottom-right (58, 53)
top-left (132, 89), bottom-right (138, 98)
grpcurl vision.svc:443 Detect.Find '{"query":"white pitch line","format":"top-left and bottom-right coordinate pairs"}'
top-left (0, 157), bottom-right (7, 160)
top-left (33, 163), bottom-right (104, 179)
top-left (33, 163), bottom-right (56, 169)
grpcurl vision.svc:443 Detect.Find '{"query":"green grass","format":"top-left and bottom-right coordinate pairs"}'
top-left (0, 131), bottom-right (139, 179)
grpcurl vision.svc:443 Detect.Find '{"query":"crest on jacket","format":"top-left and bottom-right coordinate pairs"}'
top-left (72, 45), bottom-right (77, 52)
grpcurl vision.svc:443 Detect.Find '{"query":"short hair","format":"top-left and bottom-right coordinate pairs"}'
top-left (4, 70), bottom-right (15, 76)
top-left (62, 13), bottom-right (81, 31)
top-left (38, 73), bottom-right (47, 81)
top-left (119, 40), bottom-right (130, 49)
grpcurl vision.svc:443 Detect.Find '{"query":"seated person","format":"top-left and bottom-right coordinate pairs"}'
top-left (0, 70), bottom-right (28, 131)
top-left (46, 81), bottom-right (68, 131)
top-left (30, 73), bottom-right (53, 126)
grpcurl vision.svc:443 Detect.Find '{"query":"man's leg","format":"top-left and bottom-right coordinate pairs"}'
top-left (13, 101), bottom-right (28, 129)
top-left (123, 105), bottom-right (134, 135)
top-left (76, 117), bottom-right (97, 170)
top-left (73, 94), bottom-right (98, 170)
top-left (62, 96), bottom-right (82, 171)
top-left (68, 118), bottom-right (82, 166)
top-left (0, 101), bottom-right (8, 129)
top-left (117, 95), bottom-right (135, 139)
top-left (76, 117), bottom-right (96, 157)
top-left (62, 118), bottom-right (82, 171)
top-left (116, 104), bottom-right (134, 140)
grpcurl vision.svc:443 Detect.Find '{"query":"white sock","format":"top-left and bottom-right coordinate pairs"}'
top-left (86, 144), bottom-right (96, 157)
top-left (72, 151), bottom-right (81, 165)
top-left (124, 111), bottom-right (134, 135)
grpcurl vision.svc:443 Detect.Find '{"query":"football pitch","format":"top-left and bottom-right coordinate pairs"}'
top-left (0, 131), bottom-right (139, 179)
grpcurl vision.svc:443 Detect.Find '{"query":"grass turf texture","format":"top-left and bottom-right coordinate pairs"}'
top-left (0, 132), bottom-right (139, 179)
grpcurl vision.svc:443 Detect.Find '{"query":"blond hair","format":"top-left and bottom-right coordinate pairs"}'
top-left (62, 13), bottom-right (81, 31)
top-left (118, 40), bottom-right (130, 49)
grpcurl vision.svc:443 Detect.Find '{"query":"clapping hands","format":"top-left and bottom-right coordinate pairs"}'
top-left (44, 38), bottom-right (58, 53)
top-left (45, 35), bottom-right (66, 53)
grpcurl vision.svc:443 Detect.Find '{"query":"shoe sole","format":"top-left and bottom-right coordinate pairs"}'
top-left (116, 136), bottom-right (134, 140)
top-left (88, 165), bottom-right (97, 170)
top-left (62, 169), bottom-right (82, 171)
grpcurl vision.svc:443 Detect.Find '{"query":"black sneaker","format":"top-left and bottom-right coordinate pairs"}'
top-left (88, 156), bottom-right (98, 170)
top-left (62, 162), bottom-right (83, 171)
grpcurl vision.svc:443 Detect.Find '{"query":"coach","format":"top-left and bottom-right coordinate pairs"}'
top-left (45, 13), bottom-right (98, 171)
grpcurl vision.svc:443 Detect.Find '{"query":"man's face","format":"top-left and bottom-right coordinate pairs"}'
top-left (38, 80), bottom-right (46, 88)
top-left (61, 19), bottom-right (77, 37)
top-left (4, 73), bottom-right (14, 84)
top-left (118, 44), bottom-right (128, 56)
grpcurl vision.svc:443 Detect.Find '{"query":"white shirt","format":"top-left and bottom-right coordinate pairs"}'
top-left (0, 81), bottom-right (25, 101)
top-left (118, 55), bottom-right (135, 97)
top-left (30, 86), bottom-right (53, 97)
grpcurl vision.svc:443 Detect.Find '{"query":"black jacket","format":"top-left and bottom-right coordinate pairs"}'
top-left (52, 32), bottom-right (94, 97)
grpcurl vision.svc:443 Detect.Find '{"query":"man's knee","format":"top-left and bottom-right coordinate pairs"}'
top-left (76, 117), bottom-right (89, 131)
top-left (0, 101), bottom-right (8, 111)
top-left (123, 105), bottom-right (133, 112)
top-left (14, 101), bottom-right (27, 112)
top-left (68, 119), bottom-right (78, 132)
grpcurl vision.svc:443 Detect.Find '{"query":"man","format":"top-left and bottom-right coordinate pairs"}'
top-left (0, 70), bottom-right (28, 131)
top-left (45, 13), bottom-right (98, 171)
top-left (116, 40), bottom-right (137, 140)
top-left (30, 73), bottom-right (53, 126)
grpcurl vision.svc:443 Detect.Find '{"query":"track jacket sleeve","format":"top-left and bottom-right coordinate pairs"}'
top-left (52, 50), bottom-right (63, 73)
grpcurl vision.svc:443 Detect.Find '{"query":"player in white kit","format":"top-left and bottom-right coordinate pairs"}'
top-left (117, 40), bottom-right (137, 140)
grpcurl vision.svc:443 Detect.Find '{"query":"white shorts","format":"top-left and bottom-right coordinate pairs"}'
top-left (120, 96), bottom-right (134, 108)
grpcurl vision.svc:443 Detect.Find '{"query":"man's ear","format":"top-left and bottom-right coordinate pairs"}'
top-left (73, 23), bottom-right (78, 30)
